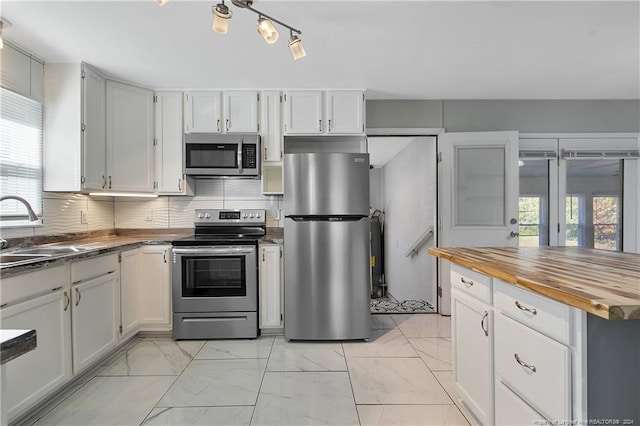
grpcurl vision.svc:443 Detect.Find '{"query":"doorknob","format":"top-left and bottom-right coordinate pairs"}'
top-left (510, 231), bottom-right (520, 238)
top-left (510, 218), bottom-right (518, 225)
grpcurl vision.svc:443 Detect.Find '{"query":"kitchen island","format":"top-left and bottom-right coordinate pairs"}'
top-left (429, 246), bottom-right (640, 425)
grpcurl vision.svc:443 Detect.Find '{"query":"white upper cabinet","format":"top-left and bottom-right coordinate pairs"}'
top-left (225, 90), bottom-right (259, 133)
top-left (82, 66), bottom-right (107, 191)
top-left (184, 90), bottom-right (259, 134)
top-left (155, 91), bottom-right (193, 195)
top-left (283, 90), bottom-right (323, 134)
top-left (261, 91), bottom-right (283, 163)
top-left (184, 91), bottom-right (222, 133)
top-left (326, 90), bottom-right (365, 134)
top-left (283, 90), bottom-right (365, 135)
top-left (106, 80), bottom-right (155, 192)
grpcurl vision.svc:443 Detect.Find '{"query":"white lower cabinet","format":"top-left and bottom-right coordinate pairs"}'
top-left (138, 245), bottom-right (172, 331)
top-left (1, 289), bottom-right (72, 423)
top-left (495, 380), bottom-right (546, 425)
top-left (119, 248), bottom-right (140, 339)
top-left (71, 270), bottom-right (119, 373)
top-left (259, 244), bottom-right (283, 329)
top-left (452, 288), bottom-right (493, 425)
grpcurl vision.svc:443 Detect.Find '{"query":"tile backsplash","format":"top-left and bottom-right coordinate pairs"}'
top-left (1, 179), bottom-right (282, 240)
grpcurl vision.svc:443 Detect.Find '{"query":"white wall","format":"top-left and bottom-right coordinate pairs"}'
top-left (369, 168), bottom-right (383, 213)
top-left (382, 137), bottom-right (437, 302)
top-left (114, 179), bottom-right (282, 229)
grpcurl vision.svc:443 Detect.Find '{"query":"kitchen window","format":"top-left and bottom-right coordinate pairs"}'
top-left (0, 87), bottom-right (43, 224)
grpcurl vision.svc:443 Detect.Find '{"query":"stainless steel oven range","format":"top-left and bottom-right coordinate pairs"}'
top-left (171, 209), bottom-right (266, 339)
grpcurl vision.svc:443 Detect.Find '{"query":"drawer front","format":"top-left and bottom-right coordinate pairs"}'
top-left (1, 264), bottom-right (69, 306)
top-left (495, 313), bottom-right (570, 421)
top-left (71, 254), bottom-right (119, 283)
top-left (451, 264), bottom-right (492, 304)
top-left (495, 279), bottom-right (571, 345)
top-left (495, 380), bottom-right (547, 425)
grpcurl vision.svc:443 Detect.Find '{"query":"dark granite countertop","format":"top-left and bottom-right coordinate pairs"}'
top-left (0, 329), bottom-right (36, 365)
top-left (261, 228), bottom-right (284, 244)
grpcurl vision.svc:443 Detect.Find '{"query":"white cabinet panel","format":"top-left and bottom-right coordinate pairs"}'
top-left (494, 313), bottom-right (571, 421)
top-left (225, 90), bottom-right (259, 133)
top-left (82, 65), bottom-right (107, 191)
top-left (106, 80), bottom-right (155, 192)
top-left (120, 248), bottom-right (140, 339)
top-left (261, 91), bottom-right (282, 163)
top-left (139, 245), bottom-right (172, 331)
top-left (450, 264), bottom-right (492, 304)
top-left (184, 91), bottom-right (222, 133)
top-left (326, 90), bottom-right (364, 134)
top-left (452, 289), bottom-right (493, 425)
top-left (155, 91), bottom-right (193, 195)
top-left (259, 244), bottom-right (283, 329)
top-left (1, 290), bottom-right (72, 423)
top-left (71, 272), bottom-right (119, 373)
top-left (495, 380), bottom-right (547, 426)
top-left (283, 91), bottom-right (323, 134)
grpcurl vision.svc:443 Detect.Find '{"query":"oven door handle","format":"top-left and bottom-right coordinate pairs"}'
top-left (172, 247), bottom-right (255, 256)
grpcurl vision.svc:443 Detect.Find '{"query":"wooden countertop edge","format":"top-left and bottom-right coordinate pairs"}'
top-left (428, 248), bottom-right (622, 320)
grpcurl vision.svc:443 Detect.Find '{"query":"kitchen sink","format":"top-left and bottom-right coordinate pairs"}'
top-left (0, 253), bottom-right (50, 265)
top-left (14, 246), bottom-right (89, 255)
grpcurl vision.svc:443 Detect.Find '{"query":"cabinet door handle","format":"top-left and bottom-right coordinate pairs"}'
top-left (102, 175), bottom-right (106, 189)
top-left (163, 250), bottom-right (167, 263)
top-left (318, 119), bottom-right (322, 132)
top-left (108, 176), bottom-right (112, 189)
top-left (63, 291), bottom-right (70, 311)
top-left (515, 300), bottom-right (537, 315)
top-left (514, 353), bottom-right (536, 372)
top-left (178, 178), bottom-right (182, 191)
top-left (480, 311), bottom-right (489, 336)
top-left (75, 288), bottom-right (81, 306)
top-left (226, 119), bottom-right (230, 132)
top-left (264, 147), bottom-right (268, 161)
top-left (460, 277), bottom-right (474, 286)
top-left (328, 119), bottom-right (332, 132)
top-left (217, 119), bottom-right (221, 132)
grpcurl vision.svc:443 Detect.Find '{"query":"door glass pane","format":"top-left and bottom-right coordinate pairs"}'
top-left (519, 160), bottom-right (550, 247)
top-left (456, 147), bottom-right (505, 226)
top-left (182, 256), bottom-right (246, 297)
top-left (565, 159), bottom-right (622, 251)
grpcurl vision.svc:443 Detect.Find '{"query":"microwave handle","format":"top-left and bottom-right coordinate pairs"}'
top-left (238, 138), bottom-right (243, 174)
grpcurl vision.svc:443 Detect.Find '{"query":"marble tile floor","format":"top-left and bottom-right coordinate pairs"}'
top-left (25, 314), bottom-right (471, 426)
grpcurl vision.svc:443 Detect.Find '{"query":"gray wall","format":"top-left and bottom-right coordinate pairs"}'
top-left (366, 99), bottom-right (640, 132)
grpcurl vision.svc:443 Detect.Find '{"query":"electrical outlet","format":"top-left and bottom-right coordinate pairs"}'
top-left (80, 210), bottom-right (88, 224)
top-left (144, 209), bottom-right (153, 222)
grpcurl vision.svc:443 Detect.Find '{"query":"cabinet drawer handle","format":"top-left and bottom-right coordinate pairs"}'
top-left (515, 301), bottom-right (537, 315)
top-left (460, 277), bottom-right (474, 286)
top-left (514, 353), bottom-right (536, 372)
top-left (64, 291), bottom-right (70, 311)
top-left (75, 288), bottom-right (81, 306)
top-left (480, 311), bottom-right (489, 336)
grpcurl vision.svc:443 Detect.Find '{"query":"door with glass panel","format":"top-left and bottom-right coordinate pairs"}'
top-left (558, 138), bottom-right (638, 253)
top-left (439, 131), bottom-right (520, 314)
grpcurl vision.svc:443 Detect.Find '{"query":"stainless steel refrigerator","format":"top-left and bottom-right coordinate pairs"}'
top-left (284, 152), bottom-right (371, 340)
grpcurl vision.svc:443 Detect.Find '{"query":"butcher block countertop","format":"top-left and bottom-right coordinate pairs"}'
top-left (428, 246), bottom-right (640, 320)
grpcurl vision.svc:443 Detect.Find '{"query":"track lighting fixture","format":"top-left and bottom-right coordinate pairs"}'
top-left (212, 1), bottom-right (232, 34)
top-left (215, 0), bottom-right (305, 60)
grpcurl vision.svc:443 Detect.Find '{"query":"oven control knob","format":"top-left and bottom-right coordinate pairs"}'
top-left (249, 213), bottom-right (255, 218)
top-left (205, 213), bottom-right (211, 219)
top-left (198, 213), bottom-right (204, 219)
top-left (256, 213), bottom-right (262, 218)
top-left (243, 213), bottom-right (248, 218)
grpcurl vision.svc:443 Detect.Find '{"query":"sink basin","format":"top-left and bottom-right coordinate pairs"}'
top-left (14, 246), bottom-right (89, 255)
top-left (0, 254), bottom-right (50, 265)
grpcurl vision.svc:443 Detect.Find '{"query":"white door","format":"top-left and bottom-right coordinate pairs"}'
top-left (138, 245), bottom-right (172, 331)
top-left (438, 131), bottom-right (519, 314)
top-left (283, 91), bottom-right (323, 134)
top-left (81, 65), bottom-right (106, 191)
top-left (184, 91), bottom-right (222, 133)
top-left (326, 90), bottom-right (364, 134)
top-left (155, 91), bottom-right (187, 194)
top-left (224, 91), bottom-right (259, 133)
top-left (259, 244), bottom-right (283, 329)
top-left (120, 248), bottom-right (140, 338)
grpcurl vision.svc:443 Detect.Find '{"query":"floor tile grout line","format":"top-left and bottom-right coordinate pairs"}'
top-left (248, 335), bottom-right (276, 425)
top-left (342, 340), bottom-right (363, 426)
top-left (138, 339), bottom-right (206, 425)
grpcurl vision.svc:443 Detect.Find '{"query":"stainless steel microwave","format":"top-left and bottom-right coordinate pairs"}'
top-left (184, 134), bottom-right (260, 177)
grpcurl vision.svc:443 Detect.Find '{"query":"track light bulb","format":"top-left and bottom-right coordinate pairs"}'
top-left (154, 0), bottom-right (169, 5)
top-left (212, 2), bottom-right (232, 34)
top-left (257, 17), bottom-right (278, 44)
top-left (289, 34), bottom-right (306, 60)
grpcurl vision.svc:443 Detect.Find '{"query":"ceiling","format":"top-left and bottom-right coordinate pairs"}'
top-left (2, 1), bottom-right (639, 100)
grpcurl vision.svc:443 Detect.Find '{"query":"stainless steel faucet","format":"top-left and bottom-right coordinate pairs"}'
top-left (0, 195), bottom-right (39, 249)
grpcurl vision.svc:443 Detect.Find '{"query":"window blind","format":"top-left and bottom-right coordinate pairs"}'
top-left (0, 87), bottom-right (43, 220)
